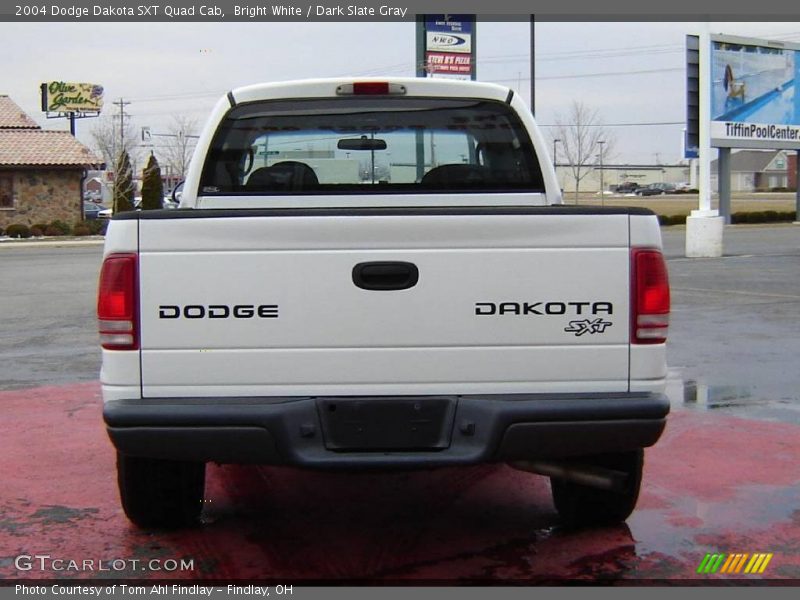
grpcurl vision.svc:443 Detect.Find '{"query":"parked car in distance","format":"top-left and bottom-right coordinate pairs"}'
top-left (98, 197), bottom-right (176, 218)
top-left (635, 186), bottom-right (664, 197)
top-left (83, 201), bottom-right (106, 220)
top-left (139, 196), bottom-right (180, 209)
top-left (636, 182), bottom-right (676, 196)
top-left (132, 196), bottom-right (179, 210)
top-left (654, 182), bottom-right (677, 194)
top-left (611, 182), bottom-right (641, 194)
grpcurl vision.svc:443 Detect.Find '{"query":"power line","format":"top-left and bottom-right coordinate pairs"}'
top-left (131, 64), bottom-right (684, 106)
top-left (124, 30), bottom-right (800, 107)
top-left (486, 66), bottom-right (683, 83)
top-left (478, 46), bottom-right (683, 64)
top-left (132, 63), bottom-right (687, 106)
top-left (126, 44), bottom-right (691, 105)
top-left (539, 121), bottom-right (684, 127)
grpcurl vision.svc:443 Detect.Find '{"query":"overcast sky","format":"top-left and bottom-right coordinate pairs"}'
top-left (3, 20), bottom-right (800, 164)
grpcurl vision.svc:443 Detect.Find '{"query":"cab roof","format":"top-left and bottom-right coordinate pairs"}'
top-left (229, 77), bottom-right (513, 105)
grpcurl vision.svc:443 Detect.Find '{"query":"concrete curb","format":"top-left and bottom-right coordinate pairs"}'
top-left (0, 237), bottom-right (105, 249)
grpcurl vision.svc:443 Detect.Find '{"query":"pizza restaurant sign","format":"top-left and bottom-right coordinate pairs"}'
top-left (42, 82), bottom-right (104, 113)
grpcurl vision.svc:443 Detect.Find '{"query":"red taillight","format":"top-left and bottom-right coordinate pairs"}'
top-left (631, 248), bottom-right (670, 344)
top-left (97, 253), bottom-right (138, 350)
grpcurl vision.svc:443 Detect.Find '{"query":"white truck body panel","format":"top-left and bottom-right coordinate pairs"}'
top-left (135, 213), bottom-right (632, 398)
top-left (195, 192), bottom-right (550, 210)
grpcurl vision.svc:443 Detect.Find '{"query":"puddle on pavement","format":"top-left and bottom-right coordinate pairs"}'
top-left (666, 368), bottom-right (800, 423)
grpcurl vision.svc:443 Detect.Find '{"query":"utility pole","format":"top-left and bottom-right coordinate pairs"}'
top-left (598, 140), bottom-right (606, 206)
top-left (415, 16), bottom-right (426, 183)
top-left (530, 15), bottom-right (535, 115)
top-left (113, 98), bottom-right (131, 160)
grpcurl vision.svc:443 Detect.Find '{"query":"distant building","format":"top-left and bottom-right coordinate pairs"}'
top-left (84, 175), bottom-right (104, 200)
top-left (554, 151), bottom-right (794, 194)
top-left (0, 95), bottom-right (102, 229)
top-left (554, 163), bottom-right (689, 193)
top-left (711, 150), bottom-right (792, 192)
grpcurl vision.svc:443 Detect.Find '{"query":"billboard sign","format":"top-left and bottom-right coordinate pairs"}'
top-left (425, 52), bottom-right (472, 76)
top-left (41, 81), bottom-right (104, 113)
top-left (709, 34), bottom-right (800, 149)
top-left (426, 31), bottom-right (472, 54)
top-left (425, 15), bottom-right (475, 80)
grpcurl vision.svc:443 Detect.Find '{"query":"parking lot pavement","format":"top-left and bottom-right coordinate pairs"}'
top-left (0, 245), bottom-right (102, 390)
top-left (1, 381), bottom-right (799, 582)
top-left (662, 225), bottom-right (800, 425)
top-left (1, 225), bottom-right (799, 582)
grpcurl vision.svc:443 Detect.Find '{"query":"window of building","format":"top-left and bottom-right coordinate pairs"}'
top-left (0, 175), bottom-right (14, 209)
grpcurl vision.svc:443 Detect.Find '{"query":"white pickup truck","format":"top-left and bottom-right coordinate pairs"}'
top-left (98, 77), bottom-right (670, 529)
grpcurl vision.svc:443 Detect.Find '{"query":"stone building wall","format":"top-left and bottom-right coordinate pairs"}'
top-left (0, 169), bottom-right (83, 229)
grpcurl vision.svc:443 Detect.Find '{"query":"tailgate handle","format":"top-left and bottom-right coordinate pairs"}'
top-left (352, 261), bottom-right (419, 291)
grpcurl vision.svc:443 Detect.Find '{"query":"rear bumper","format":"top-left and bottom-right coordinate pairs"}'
top-left (104, 393), bottom-right (669, 468)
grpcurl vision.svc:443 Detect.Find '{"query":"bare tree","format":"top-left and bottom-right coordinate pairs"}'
top-left (159, 114), bottom-right (199, 183)
top-left (90, 114), bottom-right (139, 170)
top-left (552, 101), bottom-right (615, 203)
top-left (90, 115), bottom-right (140, 206)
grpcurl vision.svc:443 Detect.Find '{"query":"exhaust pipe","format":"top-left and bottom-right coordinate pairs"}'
top-left (510, 459), bottom-right (629, 493)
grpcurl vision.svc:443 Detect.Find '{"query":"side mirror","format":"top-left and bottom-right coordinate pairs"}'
top-left (171, 181), bottom-right (185, 204)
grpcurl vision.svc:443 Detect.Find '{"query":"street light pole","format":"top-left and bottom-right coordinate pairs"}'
top-left (597, 140), bottom-right (606, 206)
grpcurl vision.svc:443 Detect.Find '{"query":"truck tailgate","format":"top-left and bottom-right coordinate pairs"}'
top-left (136, 210), bottom-right (631, 398)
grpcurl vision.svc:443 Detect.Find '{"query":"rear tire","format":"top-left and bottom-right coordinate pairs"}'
top-left (117, 453), bottom-right (205, 529)
top-left (550, 449), bottom-right (643, 528)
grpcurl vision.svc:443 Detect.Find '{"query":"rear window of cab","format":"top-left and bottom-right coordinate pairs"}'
top-left (200, 96), bottom-right (545, 195)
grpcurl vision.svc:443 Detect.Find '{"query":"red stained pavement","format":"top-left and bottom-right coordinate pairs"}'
top-left (1, 382), bottom-right (799, 583)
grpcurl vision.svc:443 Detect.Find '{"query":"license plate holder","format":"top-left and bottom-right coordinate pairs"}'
top-left (317, 397), bottom-right (456, 451)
